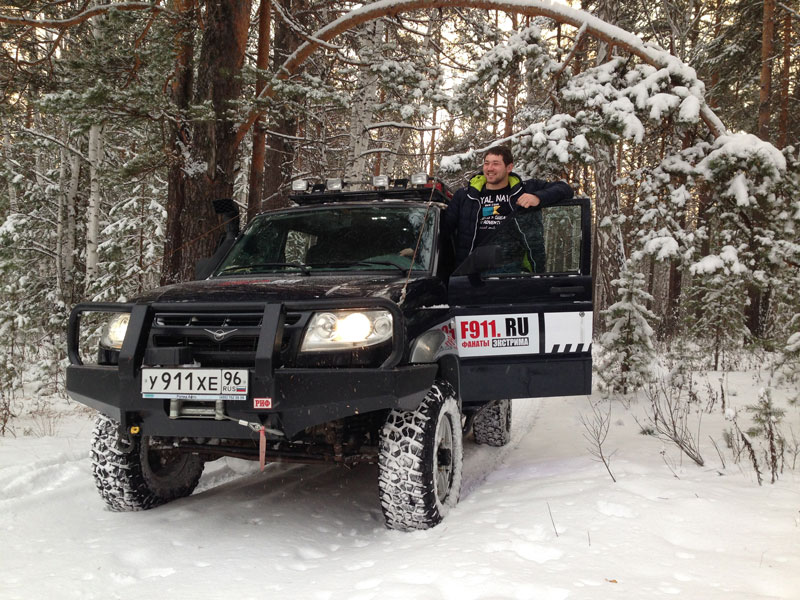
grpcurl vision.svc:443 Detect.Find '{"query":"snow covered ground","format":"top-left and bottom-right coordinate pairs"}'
top-left (2, 369), bottom-right (798, 600)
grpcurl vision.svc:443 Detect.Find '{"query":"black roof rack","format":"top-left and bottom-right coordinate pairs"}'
top-left (290, 183), bottom-right (452, 206)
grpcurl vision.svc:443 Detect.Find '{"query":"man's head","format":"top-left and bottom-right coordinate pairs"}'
top-left (482, 146), bottom-right (513, 189)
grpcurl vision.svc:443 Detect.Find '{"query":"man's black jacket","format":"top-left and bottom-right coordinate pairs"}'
top-left (442, 172), bottom-right (574, 264)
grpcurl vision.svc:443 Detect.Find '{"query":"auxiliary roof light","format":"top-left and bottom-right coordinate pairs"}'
top-left (326, 178), bottom-right (343, 191)
top-left (372, 175), bottom-right (389, 189)
top-left (291, 179), bottom-right (308, 192)
top-left (410, 172), bottom-right (428, 186)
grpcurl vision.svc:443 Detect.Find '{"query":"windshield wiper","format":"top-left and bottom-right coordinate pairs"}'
top-left (310, 260), bottom-right (410, 274)
top-left (218, 262), bottom-right (310, 275)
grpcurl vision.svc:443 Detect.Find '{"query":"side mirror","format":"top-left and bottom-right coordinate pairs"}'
top-left (452, 244), bottom-right (501, 276)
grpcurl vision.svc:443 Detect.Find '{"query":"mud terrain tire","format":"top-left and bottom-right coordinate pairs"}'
top-left (473, 399), bottom-right (512, 447)
top-left (378, 380), bottom-right (463, 531)
top-left (91, 414), bottom-right (204, 511)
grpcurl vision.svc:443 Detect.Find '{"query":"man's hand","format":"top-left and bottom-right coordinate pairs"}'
top-left (517, 193), bottom-right (540, 208)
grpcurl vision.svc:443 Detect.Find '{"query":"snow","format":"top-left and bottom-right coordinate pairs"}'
top-left (692, 255), bottom-right (725, 274)
top-left (699, 133), bottom-right (787, 176)
top-left (727, 172), bottom-right (752, 206)
top-left (678, 95), bottom-right (700, 123)
top-left (2, 368), bottom-right (799, 600)
top-left (690, 245), bottom-right (748, 276)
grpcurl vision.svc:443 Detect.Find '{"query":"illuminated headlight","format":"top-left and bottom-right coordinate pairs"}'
top-left (100, 313), bottom-right (130, 350)
top-left (301, 310), bottom-right (393, 352)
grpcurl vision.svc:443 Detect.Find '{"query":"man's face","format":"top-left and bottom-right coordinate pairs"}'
top-left (482, 153), bottom-right (512, 187)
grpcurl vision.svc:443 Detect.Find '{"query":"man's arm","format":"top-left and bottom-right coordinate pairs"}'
top-left (442, 188), bottom-right (465, 236)
top-left (518, 178), bottom-right (574, 208)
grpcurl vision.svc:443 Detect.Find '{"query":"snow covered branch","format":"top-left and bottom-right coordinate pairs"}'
top-left (364, 122), bottom-right (441, 132)
top-left (0, 3), bottom-right (170, 29)
top-left (269, 0), bottom-right (344, 54)
top-left (236, 0), bottom-right (729, 147)
top-left (20, 128), bottom-right (90, 163)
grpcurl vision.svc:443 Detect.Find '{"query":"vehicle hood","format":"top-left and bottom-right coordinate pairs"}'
top-left (133, 274), bottom-right (436, 306)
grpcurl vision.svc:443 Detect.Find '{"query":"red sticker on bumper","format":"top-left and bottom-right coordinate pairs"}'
top-left (254, 397), bottom-right (273, 409)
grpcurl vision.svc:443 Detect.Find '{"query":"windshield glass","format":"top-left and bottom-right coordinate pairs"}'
top-left (215, 205), bottom-right (436, 275)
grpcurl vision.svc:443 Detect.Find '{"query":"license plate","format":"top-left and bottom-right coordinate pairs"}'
top-left (141, 368), bottom-right (248, 400)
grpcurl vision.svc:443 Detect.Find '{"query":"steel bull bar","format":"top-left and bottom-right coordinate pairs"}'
top-left (66, 298), bottom-right (437, 438)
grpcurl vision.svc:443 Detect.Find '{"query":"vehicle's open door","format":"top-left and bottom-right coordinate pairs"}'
top-left (446, 198), bottom-right (592, 409)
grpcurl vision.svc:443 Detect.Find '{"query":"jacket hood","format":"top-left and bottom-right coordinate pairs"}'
top-left (468, 172), bottom-right (522, 193)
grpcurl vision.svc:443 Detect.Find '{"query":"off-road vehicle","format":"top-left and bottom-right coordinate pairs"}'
top-left (66, 176), bottom-right (592, 531)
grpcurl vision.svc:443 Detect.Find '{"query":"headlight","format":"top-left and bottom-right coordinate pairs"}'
top-left (301, 310), bottom-right (393, 352)
top-left (100, 313), bottom-right (130, 349)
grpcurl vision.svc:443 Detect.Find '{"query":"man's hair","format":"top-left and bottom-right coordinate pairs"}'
top-left (483, 145), bottom-right (513, 166)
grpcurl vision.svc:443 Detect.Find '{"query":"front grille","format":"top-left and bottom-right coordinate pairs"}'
top-left (154, 313), bottom-right (264, 328)
top-left (147, 310), bottom-right (304, 367)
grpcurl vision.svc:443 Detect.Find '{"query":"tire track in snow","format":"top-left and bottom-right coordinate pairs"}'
top-left (0, 451), bottom-right (89, 505)
top-left (193, 398), bottom-right (545, 509)
top-left (459, 397), bottom-right (543, 500)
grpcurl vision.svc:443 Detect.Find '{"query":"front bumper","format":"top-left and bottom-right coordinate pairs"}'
top-left (66, 363), bottom-right (437, 438)
top-left (66, 299), bottom-right (436, 439)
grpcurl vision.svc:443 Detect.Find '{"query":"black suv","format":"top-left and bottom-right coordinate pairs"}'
top-left (66, 181), bottom-right (592, 531)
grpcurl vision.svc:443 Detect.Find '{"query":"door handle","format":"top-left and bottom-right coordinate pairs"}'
top-left (550, 286), bottom-right (584, 295)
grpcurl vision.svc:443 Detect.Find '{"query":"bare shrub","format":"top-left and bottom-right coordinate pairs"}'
top-left (745, 388), bottom-right (785, 484)
top-left (731, 416), bottom-right (764, 486)
top-left (638, 371), bottom-right (705, 467)
top-left (24, 403), bottom-right (63, 438)
top-left (580, 400), bottom-right (617, 483)
top-left (0, 388), bottom-right (17, 436)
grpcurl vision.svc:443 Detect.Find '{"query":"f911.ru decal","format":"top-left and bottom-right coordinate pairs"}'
top-left (454, 314), bottom-right (539, 357)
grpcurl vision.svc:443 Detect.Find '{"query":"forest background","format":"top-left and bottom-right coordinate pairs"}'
top-left (0, 0), bottom-right (798, 422)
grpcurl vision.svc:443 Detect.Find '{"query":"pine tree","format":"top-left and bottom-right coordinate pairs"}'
top-left (596, 263), bottom-right (658, 395)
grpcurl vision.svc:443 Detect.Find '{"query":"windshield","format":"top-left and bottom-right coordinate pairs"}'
top-left (215, 205), bottom-right (436, 276)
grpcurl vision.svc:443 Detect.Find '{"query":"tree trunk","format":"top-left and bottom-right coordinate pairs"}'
top-left (757, 0), bottom-right (776, 141)
top-left (178, 0), bottom-right (252, 282)
top-left (592, 144), bottom-right (626, 332)
top-left (777, 11), bottom-right (791, 149)
top-left (708, 0), bottom-right (723, 108)
top-left (161, 0), bottom-right (195, 285)
top-left (591, 0), bottom-right (625, 333)
top-left (2, 131), bottom-right (17, 213)
top-left (66, 152), bottom-right (79, 292)
top-left (164, 0), bottom-right (252, 283)
top-left (345, 20), bottom-right (384, 181)
top-left (262, 0), bottom-right (306, 209)
top-left (503, 13), bottom-right (519, 140)
top-left (57, 140), bottom-right (67, 297)
top-left (85, 124), bottom-right (102, 286)
top-left (247, 0), bottom-right (271, 221)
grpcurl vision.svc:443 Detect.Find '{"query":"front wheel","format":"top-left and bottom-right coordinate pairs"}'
top-left (90, 414), bottom-right (204, 511)
top-left (378, 380), bottom-right (463, 531)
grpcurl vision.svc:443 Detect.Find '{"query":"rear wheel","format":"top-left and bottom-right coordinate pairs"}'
top-left (378, 380), bottom-right (463, 531)
top-left (473, 399), bottom-right (512, 447)
top-left (90, 414), bottom-right (204, 511)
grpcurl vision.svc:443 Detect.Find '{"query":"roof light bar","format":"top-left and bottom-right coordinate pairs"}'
top-left (372, 175), bottom-right (389, 189)
top-left (291, 179), bottom-right (308, 192)
top-left (326, 178), bottom-right (343, 191)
